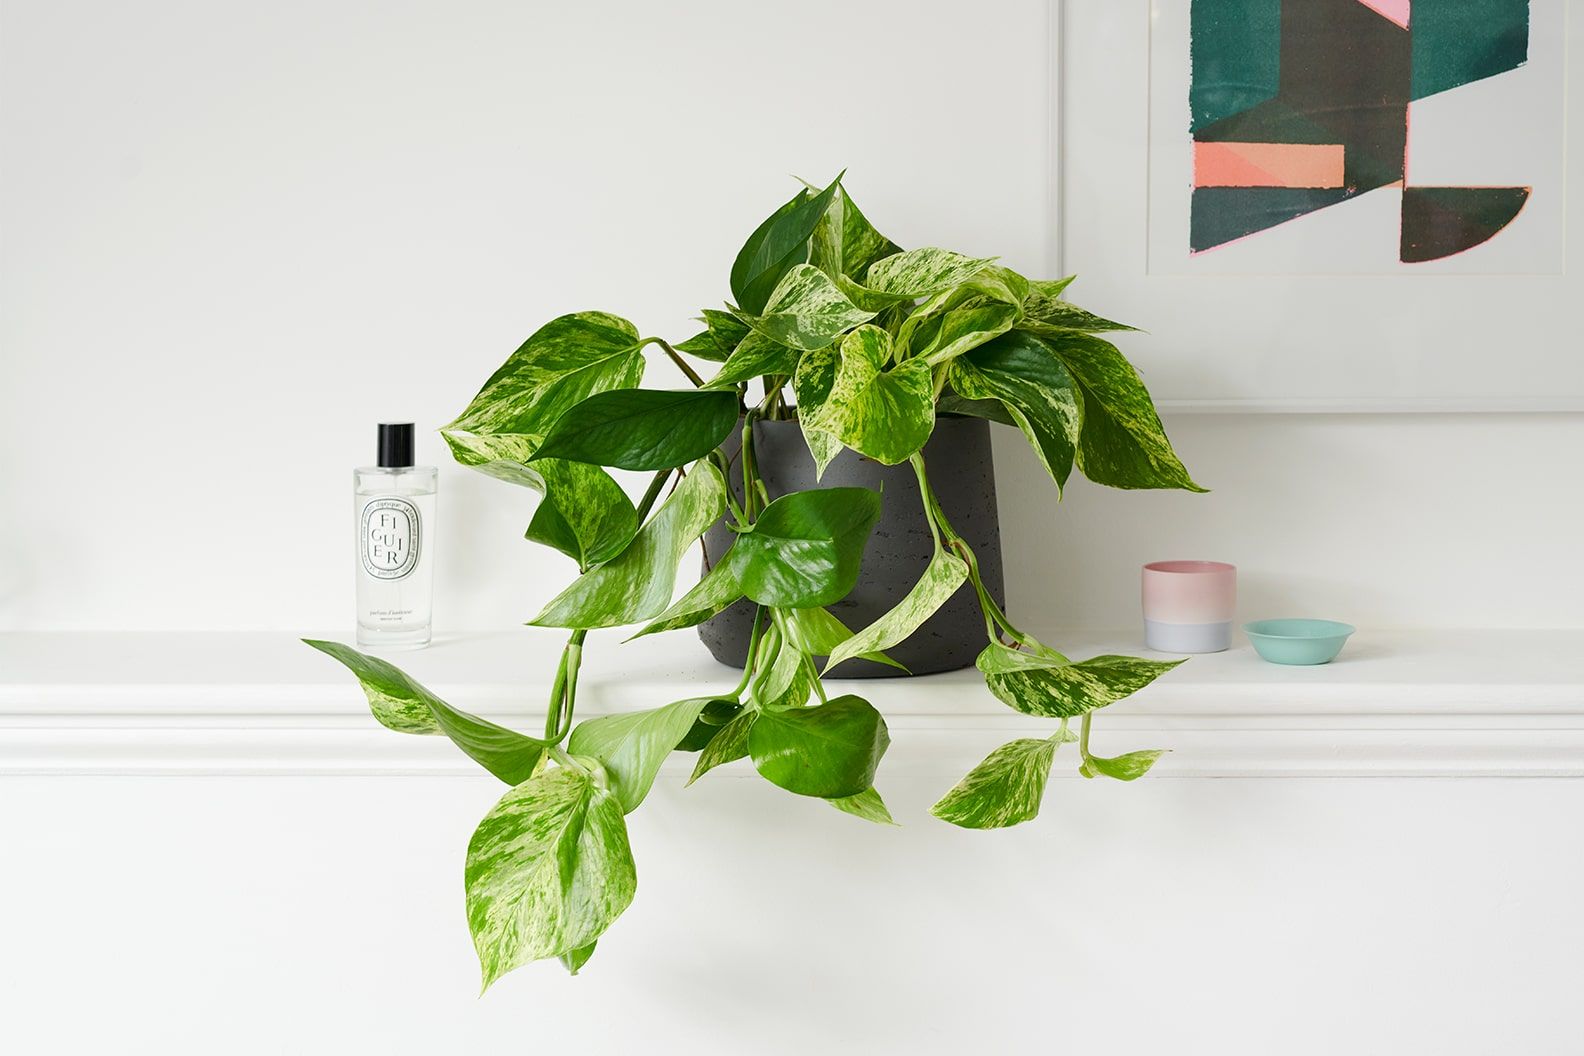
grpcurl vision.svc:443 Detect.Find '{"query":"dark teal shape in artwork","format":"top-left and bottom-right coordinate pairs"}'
top-left (1191, 188), bottom-right (1355, 253)
top-left (1400, 186), bottom-right (1531, 262)
top-left (1190, 0), bottom-right (1282, 131)
top-left (1194, 98), bottom-right (1344, 146)
top-left (1410, 0), bottom-right (1531, 100)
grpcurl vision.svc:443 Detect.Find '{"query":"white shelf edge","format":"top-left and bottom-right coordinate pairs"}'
top-left (5, 726), bottom-right (1583, 779)
top-left (4, 630), bottom-right (1582, 778)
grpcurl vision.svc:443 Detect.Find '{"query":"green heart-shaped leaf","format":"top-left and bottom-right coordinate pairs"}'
top-left (1041, 331), bottom-right (1204, 492)
top-left (532, 389), bottom-right (740, 471)
top-left (532, 461), bottom-right (726, 629)
top-left (780, 604), bottom-right (907, 673)
top-left (747, 264), bottom-right (876, 352)
top-left (1020, 290), bottom-right (1135, 336)
top-left (796, 326), bottom-right (934, 465)
top-left (931, 737), bottom-right (1058, 829)
top-left (1080, 748), bottom-right (1167, 781)
top-left (821, 546), bottom-right (966, 673)
top-left (723, 487), bottom-right (881, 607)
top-left (747, 694), bottom-right (890, 799)
top-left (466, 765), bottom-right (636, 990)
top-left (568, 697), bottom-right (715, 812)
top-left (949, 330), bottom-right (1082, 493)
top-left (810, 183), bottom-right (902, 283)
top-left (303, 640), bottom-right (544, 784)
top-left (443, 431), bottom-right (639, 569)
top-left (626, 556), bottom-right (743, 640)
top-left (977, 644), bottom-right (1185, 719)
top-left (858, 247), bottom-right (997, 302)
top-left (687, 709), bottom-right (757, 784)
top-left (731, 174), bottom-right (843, 315)
top-left (909, 299), bottom-right (1020, 366)
top-left (447, 312), bottom-right (646, 439)
top-left (706, 330), bottom-right (802, 389)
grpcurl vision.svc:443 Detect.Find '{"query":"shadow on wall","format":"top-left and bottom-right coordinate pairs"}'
top-left (990, 412), bottom-right (1584, 631)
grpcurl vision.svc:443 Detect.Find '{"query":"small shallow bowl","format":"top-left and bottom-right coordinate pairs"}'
top-left (1243, 619), bottom-right (1355, 665)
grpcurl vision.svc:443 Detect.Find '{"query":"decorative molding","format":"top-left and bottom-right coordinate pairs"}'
top-left (7, 689), bottom-right (1584, 779)
top-left (5, 630), bottom-right (1582, 778)
top-left (6, 721), bottom-right (1584, 779)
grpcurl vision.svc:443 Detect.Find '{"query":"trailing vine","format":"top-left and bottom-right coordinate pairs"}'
top-left (305, 173), bottom-right (1201, 987)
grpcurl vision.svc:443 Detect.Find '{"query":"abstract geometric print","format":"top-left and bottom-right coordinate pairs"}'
top-left (1189, 0), bottom-right (1532, 262)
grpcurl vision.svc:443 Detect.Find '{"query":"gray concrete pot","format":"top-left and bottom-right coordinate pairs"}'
top-left (698, 415), bottom-right (1006, 677)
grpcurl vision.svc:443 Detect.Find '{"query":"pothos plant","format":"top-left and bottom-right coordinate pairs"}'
top-left (306, 173), bottom-right (1202, 988)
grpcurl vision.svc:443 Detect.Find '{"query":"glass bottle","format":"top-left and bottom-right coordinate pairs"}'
top-left (354, 423), bottom-right (436, 648)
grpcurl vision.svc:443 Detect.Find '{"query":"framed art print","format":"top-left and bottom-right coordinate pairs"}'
top-left (1057, 0), bottom-right (1584, 410)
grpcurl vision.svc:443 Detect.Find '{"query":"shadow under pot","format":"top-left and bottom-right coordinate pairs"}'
top-left (698, 415), bottom-right (1006, 678)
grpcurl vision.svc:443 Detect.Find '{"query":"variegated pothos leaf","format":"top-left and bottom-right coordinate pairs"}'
top-left (447, 312), bottom-right (646, 438)
top-left (730, 175), bottom-right (843, 315)
top-left (780, 604), bottom-right (907, 673)
top-left (706, 329), bottom-right (802, 388)
top-left (687, 710), bottom-right (757, 785)
top-left (948, 330), bottom-right (1082, 493)
top-left (822, 546), bottom-right (967, 672)
top-left (1042, 332), bottom-right (1204, 492)
top-left (931, 737), bottom-right (1058, 829)
top-left (1080, 748), bottom-right (1167, 781)
top-left (796, 326), bottom-right (934, 465)
top-left (302, 640), bottom-right (546, 784)
top-left (568, 697), bottom-right (715, 812)
top-left (465, 765), bottom-right (637, 990)
top-left (626, 557), bottom-right (743, 639)
top-left (859, 247), bottom-right (997, 302)
top-left (747, 264), bottom-right (876, 352)
top-left (443, 430), bottom-right (639, 568)
top-left (531, 461), bottom-right (726, 628)
top-left (977, 644), bottom-right (1185, 719)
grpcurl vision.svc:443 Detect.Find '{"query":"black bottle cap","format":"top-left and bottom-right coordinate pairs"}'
top-left (377, 423), bottom-right (415, 468)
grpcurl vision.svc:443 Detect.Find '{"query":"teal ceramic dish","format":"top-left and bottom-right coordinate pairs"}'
top-left (1243, 619), bottom-right (1355, 665)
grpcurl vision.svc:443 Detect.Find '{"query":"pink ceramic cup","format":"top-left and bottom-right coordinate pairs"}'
top-left (1141, 560), bottom-right (1237, 653)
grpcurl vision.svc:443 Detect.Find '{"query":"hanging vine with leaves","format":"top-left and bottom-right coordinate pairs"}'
top-left (307, 173), bottom-right (1202, 988)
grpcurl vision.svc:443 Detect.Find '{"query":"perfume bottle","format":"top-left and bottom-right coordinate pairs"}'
top-left (354, 423), bottom-right (437, 648)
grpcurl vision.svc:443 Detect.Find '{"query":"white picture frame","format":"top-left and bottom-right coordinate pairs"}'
top-left (1052, 0), bottom-right (1584, 412)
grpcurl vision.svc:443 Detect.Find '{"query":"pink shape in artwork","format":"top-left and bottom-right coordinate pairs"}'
top-left (1355, 0), bottom-right (1410, 29)
top-left (1194, 142), bottom-right (1346, 189)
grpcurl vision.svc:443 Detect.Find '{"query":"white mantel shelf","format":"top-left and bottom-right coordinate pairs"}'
top-left (3, 629), bottom-right (1582, 778)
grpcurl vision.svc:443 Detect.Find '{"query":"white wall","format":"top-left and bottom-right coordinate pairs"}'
top-left (1004, 412), bottom-right (1584, 630)
top-left (5, 773), bottom-right (1582, 1054)
top-left (6, 6), bottom-right (1584, 1054)
top-left (4, 0), bottom-right (1580, 634)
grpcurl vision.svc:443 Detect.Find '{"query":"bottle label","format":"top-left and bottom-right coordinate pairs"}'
top-left (360, 497), bottom-right (421, 580)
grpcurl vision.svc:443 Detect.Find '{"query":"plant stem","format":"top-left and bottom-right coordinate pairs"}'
top-left (555, 631), bottom-right (585, 741)
top-left (543, 645), bottom-right (570, 740)
top-left (804, 652), bottom-right (829, 704)
top-left (731, 607), bottom-right (767, 698)
top-left (741, 409), bottom-right (761, 519)
top-left (543, 629), bottom-right (587, 744)
top-left (545, 474), bottom-right (673, 748)
top-left (910, 453), bottom-right (1032, 649)
top-left (1079, 713), bottom-right (1093, 758)
top-left (648, 338), bottom-right (707, 388)
top-left (635, 467), bottom-right (674, 523)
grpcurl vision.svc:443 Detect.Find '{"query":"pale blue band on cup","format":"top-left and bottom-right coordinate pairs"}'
top-left (1144, 619), bottom-right (1232, 653)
